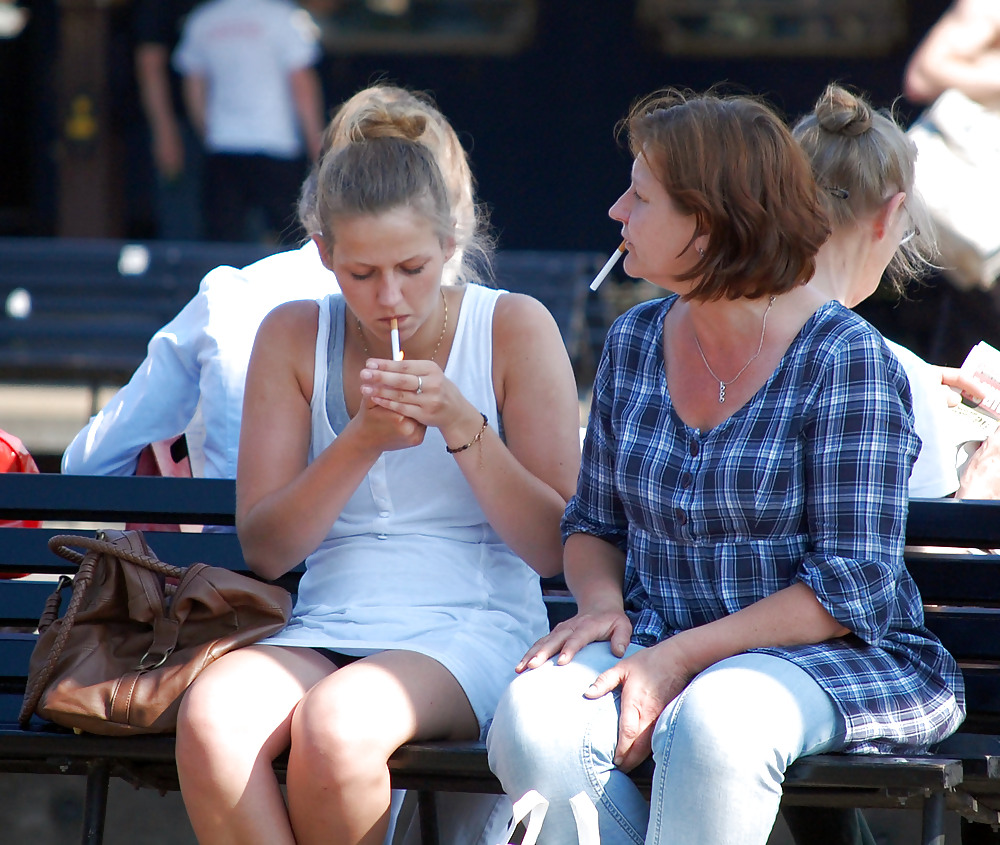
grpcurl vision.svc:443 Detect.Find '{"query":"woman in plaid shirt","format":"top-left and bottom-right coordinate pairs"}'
top-left (486, 89), bottom-right (965, 845)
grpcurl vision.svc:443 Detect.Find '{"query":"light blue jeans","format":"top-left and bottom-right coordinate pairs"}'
top-left (486, 643), bottom-right (846, 845)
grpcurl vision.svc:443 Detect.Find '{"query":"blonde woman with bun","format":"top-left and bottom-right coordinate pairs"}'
top-left (796, 83), bottom-right (1000, 502)
top-left (62, 83), bottom-right (483, 483)
top-left (174, 98), bottom-right (581, 843)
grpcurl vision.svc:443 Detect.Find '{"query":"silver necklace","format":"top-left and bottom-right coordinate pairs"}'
top-left (691, 296), bottom-right (775, 403)
top-left (356, 289), bottom-right (448, 363)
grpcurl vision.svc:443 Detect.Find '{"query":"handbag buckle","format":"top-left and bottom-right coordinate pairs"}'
top-left (137, 647), bottom-right (174, 671)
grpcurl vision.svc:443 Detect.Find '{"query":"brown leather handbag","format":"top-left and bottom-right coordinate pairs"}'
top-left (19, 529), bottom-right (292, 735)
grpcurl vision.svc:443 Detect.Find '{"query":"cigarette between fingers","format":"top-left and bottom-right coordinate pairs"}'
top-left (590, 242), bottom-right (626, 291)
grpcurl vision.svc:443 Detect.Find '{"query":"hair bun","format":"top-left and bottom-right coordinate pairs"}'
top-left (814, 85), bottom-right (872, 137)
top-left (354, 107), bottom-right (428, 143)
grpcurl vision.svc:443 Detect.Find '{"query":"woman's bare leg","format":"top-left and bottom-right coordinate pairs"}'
top-left (286, 650), bottom-right (479, 845)
top-left (176, 645), bottom-right (335, 845)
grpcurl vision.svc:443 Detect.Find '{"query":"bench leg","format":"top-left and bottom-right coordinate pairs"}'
top-left (81, 759), bottom-right (110, 845)
top-left (921, 791), bottom-right (946, 845)
top-left (417, 790), bottom-right (440, 845)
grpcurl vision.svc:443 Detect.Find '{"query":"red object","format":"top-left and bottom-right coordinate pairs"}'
top-left (0, 429), bottom-right (40, 579)
top-left (0, 429), bottom-right (40, 529)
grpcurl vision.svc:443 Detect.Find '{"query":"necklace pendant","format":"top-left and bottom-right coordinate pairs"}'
top-left (718, 381), bottom-right (726, 403)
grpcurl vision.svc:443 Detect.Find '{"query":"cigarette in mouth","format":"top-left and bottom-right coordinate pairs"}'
top-left (390, 318), bottom-right (403, 361)
top-left (590, 241), bottom-right (626, 291)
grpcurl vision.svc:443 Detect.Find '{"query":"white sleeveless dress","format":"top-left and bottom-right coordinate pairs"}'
top-left (261, 284), bottom-right (549, 737)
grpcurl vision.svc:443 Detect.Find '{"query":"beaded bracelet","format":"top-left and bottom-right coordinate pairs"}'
top-left (446, 412), bottom-right (489, 454)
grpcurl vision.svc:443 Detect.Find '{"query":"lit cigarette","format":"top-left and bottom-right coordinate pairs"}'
top-left (390, 318), bottom-right (403, 360)
top-left (589, 241), bottom-right (626, 291)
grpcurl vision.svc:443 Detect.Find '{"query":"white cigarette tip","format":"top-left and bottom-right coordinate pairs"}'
top-left (390, 325), bottom-right (403, 361)
top-left (589, 243), bottom-right (625, 291)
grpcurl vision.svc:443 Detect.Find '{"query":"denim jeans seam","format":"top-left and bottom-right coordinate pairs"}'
top-left (644, 680), bottom-right (695, 841)
top-left (581, 702), bottom-right (646, 845)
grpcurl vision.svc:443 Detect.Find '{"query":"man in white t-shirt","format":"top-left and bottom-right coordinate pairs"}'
top-left (173, 0), bottom-right (325, 242)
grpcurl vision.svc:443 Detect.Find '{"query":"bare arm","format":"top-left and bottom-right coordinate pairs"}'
top-left (524, 530), bottom-right (849, 768)
top-left (904, 0), bottom-right (1000, 106)
top-left (650, 582), bottom-right (849, 679)
top-left (517, 532), bottom-right (633, 671)
top-left (448, 294), bottom-right (580, 575)
top-left (289, 66), bottom-right (324, 162)
top-left (236, 302), bottom-right (425, 578)
top-left (135, 44), bottom-right (184, 178)
top-left (364, 294), bottom-right (580, 577)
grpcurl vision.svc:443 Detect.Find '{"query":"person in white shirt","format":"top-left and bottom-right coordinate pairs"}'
top-left (172, 0), bottom-right (325, 242)
top-left (796, 82), bottom-right (1000, 503)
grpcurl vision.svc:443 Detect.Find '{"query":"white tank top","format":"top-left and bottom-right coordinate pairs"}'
top-left (263, 284), bottom-right (548, 733)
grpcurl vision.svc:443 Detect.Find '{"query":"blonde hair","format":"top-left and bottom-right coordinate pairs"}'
top-left (298, 84), bottom-right (491, 284)
top-left (792, 84), bottom-right (937, 292)
top-left (316, 120), bottom-right (453, 252)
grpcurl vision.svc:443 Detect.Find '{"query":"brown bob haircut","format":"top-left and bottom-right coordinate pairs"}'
top-left (624, 89), bottom-right (831, 301)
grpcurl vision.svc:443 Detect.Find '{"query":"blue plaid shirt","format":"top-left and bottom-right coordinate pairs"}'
top-left (564, 296), bottom-right (965, 754)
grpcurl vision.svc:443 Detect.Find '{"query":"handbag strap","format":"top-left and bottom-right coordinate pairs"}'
top-left (498, 790), bottom-right (549, 845)
top-left (18, 532), bottom-right (186, 728)
top-left (46, 533), bottom-right (185, 580)
top-left (18, 549), bottom-right (100, 727)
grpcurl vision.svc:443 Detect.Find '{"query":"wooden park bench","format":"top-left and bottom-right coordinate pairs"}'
top-left (1, 473), bottom-right (999, 843)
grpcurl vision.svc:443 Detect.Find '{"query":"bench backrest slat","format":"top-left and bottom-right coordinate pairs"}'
top-left (0, 474), bottom-right (236, 525)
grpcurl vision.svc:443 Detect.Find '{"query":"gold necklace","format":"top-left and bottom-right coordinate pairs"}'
top-left (356, 289), bottom-right (449, 363)
top-left (691, 296), bottom-right (775, 404)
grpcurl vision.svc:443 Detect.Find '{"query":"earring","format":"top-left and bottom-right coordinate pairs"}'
top-left (697, 247), bottom-right (705, 257)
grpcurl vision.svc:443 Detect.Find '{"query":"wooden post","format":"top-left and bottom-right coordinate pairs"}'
top-left (55, 0), bottom-right (123, 237)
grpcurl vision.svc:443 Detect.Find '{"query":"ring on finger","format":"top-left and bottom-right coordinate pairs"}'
top-left (416, 375), bottom-right (423, 395)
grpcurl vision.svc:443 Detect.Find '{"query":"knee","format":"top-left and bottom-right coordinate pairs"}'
top-left (491, 664), bottom-right (575, 755)
top-left (488, 660), bottom-right (609, 793)
top-left (290, 685), bottom-right (385, 778)
top-left (178, 669), bottom-right (236, 744)
top-left (176, 669), bottom-right (247, 774)
top-left (654, 663), bottom-right (807, 786)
